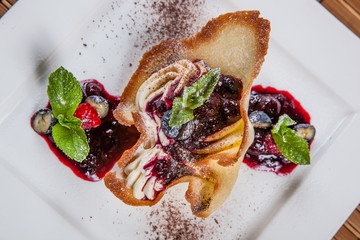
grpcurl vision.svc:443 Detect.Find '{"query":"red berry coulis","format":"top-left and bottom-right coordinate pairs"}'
top-left (33, 80), bottom-right (139, 181)
top-left (244, 85), bottom-right (311, 175)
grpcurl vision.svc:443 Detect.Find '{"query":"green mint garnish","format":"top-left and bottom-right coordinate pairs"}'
top-left (47, 66), bottom-right (83, 117)
top-left (57, 114), bottom-right (82, 130)
top-left (52, 123), bottom-right (89, 162)
top-left (169, 68), bottom-right (221, 127)
top-left (271, 114), bottom-right (310, 165)
top-left (47, 66), bottom-right (89, 162)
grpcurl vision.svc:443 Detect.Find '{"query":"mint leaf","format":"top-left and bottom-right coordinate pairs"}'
top-left (169, 98), bottom-right (194, 127)
top-left (272, 114), bottom-right (297, 132)
top-left (52, 123), bottom-right (90, 162)
top-left (57, 114), bottom-right (82, 129)
top-left (169, 68), bottom-right (221, 127)
top-left (271, 114), bottom-right (310, 165)
top-left (47, 66), bottom-right (83, 118)
top-left (46, 66), bottom-right (90, 162)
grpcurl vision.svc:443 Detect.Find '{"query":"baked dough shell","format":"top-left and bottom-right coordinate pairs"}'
top-left (105, 11), bottom-right (270, 217)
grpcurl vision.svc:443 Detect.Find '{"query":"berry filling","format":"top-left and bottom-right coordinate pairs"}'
top-left (31, 80), bottom-right (140, 181)
top-left (244, 85), bottom-right (312, 175)
top-left (143, 72), bottom-right (243, 196)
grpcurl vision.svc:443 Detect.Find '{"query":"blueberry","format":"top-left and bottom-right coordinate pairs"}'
top-left (85, 95), bottom-right (109, 118)
top-left (161, 110), bottom-right (181, 139)
top-left (31, 108), bottom-right (56, 134)
top-left (176, 120), bottom-right (195, 141)
top-left (293, 123), bottom-right (316, 142)
top-left (249, 111), bottom-right (272, 128)
top-left (82, 81), bottom-right (103, 97)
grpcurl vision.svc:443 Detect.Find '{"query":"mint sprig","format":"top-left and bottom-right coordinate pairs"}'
top-left (169, 68), bottom-right (221, 127)
top-left (271, 114), bottom-right (310, 165)
top-left (47, 67), bottom-right (89, 162)
top-left (48, 67), bottom-right (83, 117)
top-left (52, 123), bottom-right (89, 162)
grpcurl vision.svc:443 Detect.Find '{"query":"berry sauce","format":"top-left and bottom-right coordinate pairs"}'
top-left (145, 74), bottom-right (243, 187)
top-left (244, 85), bottom-right (311, 175)
top-left (33, 80), bottom-right (140, 181)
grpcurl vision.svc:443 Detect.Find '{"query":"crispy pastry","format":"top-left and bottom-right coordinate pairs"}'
top-left (104, 11), bottom-right (270, 217)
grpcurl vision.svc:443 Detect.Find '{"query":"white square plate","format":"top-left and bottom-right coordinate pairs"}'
top-left (0, 0), bottom-right (359, 239)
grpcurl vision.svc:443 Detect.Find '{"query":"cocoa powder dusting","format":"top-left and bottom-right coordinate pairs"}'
top-left (127, 1), bottom-right (217, 239)
top-left (128, 0), bottom-right (207, 49)
top-left (146, 200), bottom-right (221, 240)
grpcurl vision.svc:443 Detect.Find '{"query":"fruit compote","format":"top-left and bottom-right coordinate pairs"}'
top-left (244, 85), bottom-right (312, 175)
top-left (144, 74), bottom-right (243, 187)
top-left (32, 80), bottom-right (139, 181)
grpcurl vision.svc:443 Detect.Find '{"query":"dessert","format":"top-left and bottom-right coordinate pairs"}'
top-left (104, 11), bottom-right (270, 217)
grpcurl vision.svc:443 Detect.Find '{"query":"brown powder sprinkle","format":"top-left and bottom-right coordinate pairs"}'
top-left (127, 0), bottom-right (207, 49)
top-left (146, 200), bottom-right (209, 240)
top-left (80, 0), bottom-right (209, 69)
top-left (143, 191), bottom-right (236, 240)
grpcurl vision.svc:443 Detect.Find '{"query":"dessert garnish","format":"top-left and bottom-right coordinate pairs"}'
top-left (245, 85), bottom-right (315, 174)
top-left (104, 11), bottom-right (271, 217)
top-left (271, 114), bottom-right (311, 165)
top-left (31, 67), bottom-right (139, 181)
top-left (40, 66), bottom-right (89, 162)
top-left (169, 68), bottom-right (221, 127)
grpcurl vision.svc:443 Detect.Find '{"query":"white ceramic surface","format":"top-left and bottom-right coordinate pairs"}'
top-left (0, 0), bottom-right (359, 239)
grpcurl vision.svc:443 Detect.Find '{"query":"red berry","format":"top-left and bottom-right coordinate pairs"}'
top-left (74, 103), bottom-right (101, 130)
top-left (264, 133), bottom-right (282, 155)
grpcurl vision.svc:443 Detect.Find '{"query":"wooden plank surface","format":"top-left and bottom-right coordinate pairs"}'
top-left (320, 0), bottom-right (360, 37)
top-left (1, 0), bottom-right (11, 9)
top-left (333, 224), bottom-right (359, 240)
top-left (6, 0), bottom-right (17, 5)
top-left (0, 3), bottom-right (8, 17)
top-left (344, 0), bottom-right (360, 15)
top-left (347, 205), bottom-right (360, 235)
top-left (0, 1), bottom-right (359, 240)
top-left (333, 205), bottom-right (360, 240)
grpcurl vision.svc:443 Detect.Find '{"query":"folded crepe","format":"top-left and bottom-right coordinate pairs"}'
top-left (105, 11), bottom-right (270, 217)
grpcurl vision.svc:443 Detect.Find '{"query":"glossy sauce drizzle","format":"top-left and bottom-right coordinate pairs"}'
top-left (244, 85), bottom-right (311, 175)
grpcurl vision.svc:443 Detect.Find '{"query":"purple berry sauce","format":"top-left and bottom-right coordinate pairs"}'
top-left (244, 85), bottom-right (311, 175)
top-left (31, 79), bottom-right (139, 181)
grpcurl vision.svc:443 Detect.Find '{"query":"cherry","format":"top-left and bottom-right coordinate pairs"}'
top-left (215, 75), bottom-right (242, 99)
top-left (82, 80), bottom-right (104, 97)
top-left (222, 98), bottom-right (240, 118)
top-left (258, 95), bottom-right (281, 117)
